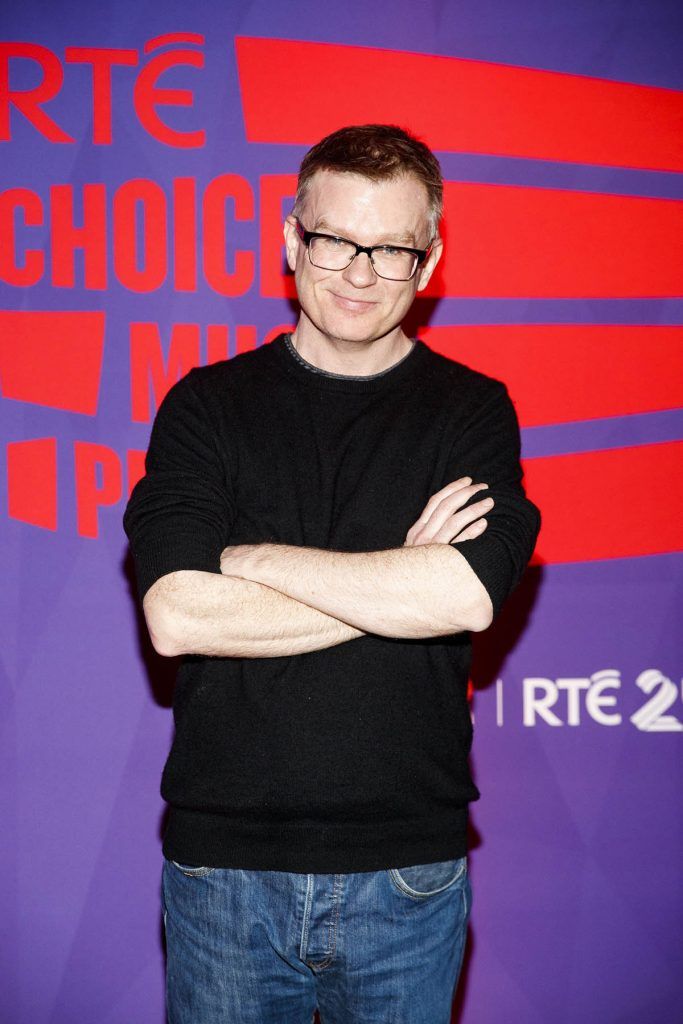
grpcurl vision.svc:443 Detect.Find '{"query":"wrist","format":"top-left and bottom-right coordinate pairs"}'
top-left (220, 542), bottom-right (275, 583)
top-left (247, 542), bottom-right (277, 585)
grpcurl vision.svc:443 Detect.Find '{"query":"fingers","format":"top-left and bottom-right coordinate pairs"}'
top-left (431, 511), bottom-right (489, 544)
top-left (413, 476), bottom-right (477, 525)
top-left (406, 477), bottom-right (492, 546)
top-left (406, 477), bottom-right (478, 540)
top-left (455, 518), bottom-right (488, 541)
top-left (423, 496), bottom-right (493, 545)
top-left (425, 485), bottom-right (491, 538)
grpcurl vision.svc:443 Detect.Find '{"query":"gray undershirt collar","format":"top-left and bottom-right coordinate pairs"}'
top-left (284, 333), bottom-right (416, 381)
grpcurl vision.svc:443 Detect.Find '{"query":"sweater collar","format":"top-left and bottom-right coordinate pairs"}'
top-left (270, 333), bottom-right (430, 393)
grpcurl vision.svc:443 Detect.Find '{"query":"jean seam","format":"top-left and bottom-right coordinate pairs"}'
top-left (170, 860), bottom-right (215, 878)
top-left (299, 873), bottom-right (315, 963)
top-left (304, 873), bottom-right (344, 971)
top-left (389, 857), bottom-right (467, 900)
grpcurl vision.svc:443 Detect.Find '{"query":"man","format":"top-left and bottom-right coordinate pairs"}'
top-left (124, 123), bottom-right (540, 1024)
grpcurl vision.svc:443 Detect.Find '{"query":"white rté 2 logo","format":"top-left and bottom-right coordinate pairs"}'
top-left (519, 669), bottom-right (683, 732)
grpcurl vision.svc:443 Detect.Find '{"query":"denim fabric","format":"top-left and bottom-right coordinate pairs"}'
top-left (162, 855), bottom-right (471, 1023)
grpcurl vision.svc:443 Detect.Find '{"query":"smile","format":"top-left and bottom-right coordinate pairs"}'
top-left (329, 292), bottom-right (378, 312)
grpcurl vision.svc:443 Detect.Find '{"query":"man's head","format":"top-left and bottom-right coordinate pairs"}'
top-left (284, 125), bottom-right (444, 352)
top-left (293, 124), bottom-right (443, 241)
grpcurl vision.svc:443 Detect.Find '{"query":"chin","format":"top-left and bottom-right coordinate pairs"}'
top-left (324, 322), bottom-right (389, 345)
top-left (318, 309), bottom-right (393, 343)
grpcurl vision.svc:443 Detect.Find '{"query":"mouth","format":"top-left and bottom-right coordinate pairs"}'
top-left (329, 291), bottom-right (378, 313)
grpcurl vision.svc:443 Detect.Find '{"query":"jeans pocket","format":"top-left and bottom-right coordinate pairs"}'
top-left (389, 856), bottom-right (467, 899)
top-left (169, 859), bottom-right (216, 879)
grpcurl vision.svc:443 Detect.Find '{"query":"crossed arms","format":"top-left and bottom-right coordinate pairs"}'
top-left (143, 477), bottom-right (495, 658)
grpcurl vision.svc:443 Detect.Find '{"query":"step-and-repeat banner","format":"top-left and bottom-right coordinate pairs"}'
top-left (2, 3), bottom-right (682, 1021)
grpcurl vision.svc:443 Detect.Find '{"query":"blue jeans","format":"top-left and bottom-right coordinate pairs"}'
top-left (162, 856), bottom-right (471, 1023)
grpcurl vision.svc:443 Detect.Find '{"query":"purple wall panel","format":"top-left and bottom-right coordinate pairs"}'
top-left (1, 1), bottom-right (681, 1021)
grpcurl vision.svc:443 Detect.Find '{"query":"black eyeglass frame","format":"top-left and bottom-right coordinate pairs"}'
top-left (294, 218), bottom-right (432, 281)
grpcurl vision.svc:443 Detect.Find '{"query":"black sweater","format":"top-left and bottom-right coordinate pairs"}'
top-left (123, 334), bottom-right (540, 872)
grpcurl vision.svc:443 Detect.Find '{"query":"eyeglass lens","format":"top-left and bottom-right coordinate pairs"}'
top-left (308, 236), bottom-right (418, 281)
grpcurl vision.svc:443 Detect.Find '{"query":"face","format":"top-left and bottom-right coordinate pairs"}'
top-left (283, 170), bottom-right (442, 349)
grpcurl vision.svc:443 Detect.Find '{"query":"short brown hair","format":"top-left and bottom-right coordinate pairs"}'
top-left (293, 124), bottom-right (443, 239)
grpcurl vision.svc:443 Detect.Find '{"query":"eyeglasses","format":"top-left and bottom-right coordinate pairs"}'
top-left (294, 219), bottom-right (432, 282)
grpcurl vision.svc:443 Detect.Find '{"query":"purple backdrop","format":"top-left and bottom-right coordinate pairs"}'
top-left (1, 2), bottom-right (682, 1022)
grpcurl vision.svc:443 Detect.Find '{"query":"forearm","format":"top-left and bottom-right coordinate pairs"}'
top-left (221, 543), bottom-right (492, 638)
top-left (143, 570), bottom-right (363, 658)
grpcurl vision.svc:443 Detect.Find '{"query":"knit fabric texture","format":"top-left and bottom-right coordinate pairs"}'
top-left (123, 334), bottom-right (540, 872)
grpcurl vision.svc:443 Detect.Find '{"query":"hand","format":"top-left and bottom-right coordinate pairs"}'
top-left (220, 543), bottom-right (265, 579)
top-left (405, 477), bottom-right (493, 546)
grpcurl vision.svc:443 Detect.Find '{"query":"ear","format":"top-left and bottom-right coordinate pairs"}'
top-left (283, 215), bottom-right (300, 273)
top-left (415, 237), bottom-right (443, 292)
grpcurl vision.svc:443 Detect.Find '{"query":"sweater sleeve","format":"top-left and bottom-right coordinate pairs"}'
top-left (123, 370), bottom-right (235, 600)
top-left (447, 380), bottom-right (540, 620)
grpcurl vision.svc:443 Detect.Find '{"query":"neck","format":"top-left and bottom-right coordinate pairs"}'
top-left (291, 323), bottom-right (413, 377)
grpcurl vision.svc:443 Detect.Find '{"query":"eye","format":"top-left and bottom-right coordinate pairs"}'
top-left (377, 245), bottom-right (404, 259)
top-left (319, 235), bottom-right (349, 250)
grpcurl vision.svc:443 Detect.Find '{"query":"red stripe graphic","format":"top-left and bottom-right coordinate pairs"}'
top-left (430, 183), bottom-right (683, 298)
top-left (524, 441), bottom-right (683, 564)
top-left (144, 33), bottom-right (205, 53)
top-left (421, 325), bottom-right (683, 427)
top-left (7, 437), bottom-right (57, 530)
top-left (236, 37), bottom-right (683, 171)
top-left (258, 176), bottom-right (683, 299)
top-left (0, 311), bottom-right (105, 414)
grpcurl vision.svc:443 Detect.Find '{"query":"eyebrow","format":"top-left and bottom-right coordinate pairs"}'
top-left (313, 219), bottom-right (418, 245)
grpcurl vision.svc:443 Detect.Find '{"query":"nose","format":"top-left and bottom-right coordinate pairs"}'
top-left (341, 251), bottom-right (376, 289)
